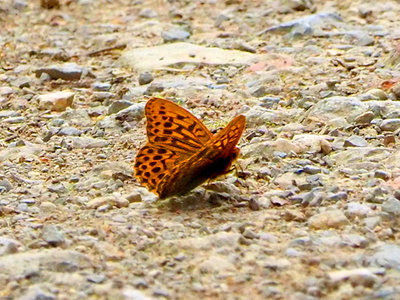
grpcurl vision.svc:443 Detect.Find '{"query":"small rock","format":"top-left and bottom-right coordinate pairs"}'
top-left (108, 100), bottom-right (132, 115)
top-left (41, 225), bottom-right (66, 247)
top-left (242, 228), bottom-right (259, 239)
top-left (364, 216), bottom-right (381, 229)
top-left (139, 8), bottom-right (158, 18)
top-left (308, 209), bottom-right (349, 229)
top-left (0, 110), bottom-right (19, 119)
top-left (1, 116), bottom-right (26, 124)
top-left (0, 179), bottom-right (12, 192)
top-left (344, 136), bottom-right (368, 147)
top-left (87, 196), bottom-right (112, 209)
top-left (58, 127), bottom-right (82, 136)
top-left (354, 111), bottom-right (375, 124)
top-left (370, 244), bottom-right (400, 268)
top-left (138, 72), bottom-right (154, 85)
top-left (303, 165), bottom-right (321, 175)
top-left (35, 63), bottom-right (85, 81)
top-left (19, 286), bottom-right (56, 300)
top-left (250, 86), bottom-right (267, 97)
top-left (382, 197), bottom-right (400, 216)
top-left (162, 27), bottom-right (190, 42)
top-left (115, 103), bottom-right (145, 122)
top-left (391, 82), bottom-right (400, 98)
top-left (92, 81), bottom-right (111, 91)
top-left (39, 202), bottom-right (57, 214)
top-left (346, 202), bottom-right (371, 217)
top-left (327, 268), bottom-right (379, 287)
top-left (38, 91), bottom-right (74, 112)
top-left (125, 191), bottom-right (142, 202)
top-left (380, 119), bottom-right (400, 132)
top-left (66, 137), bottom-right (110, 149)
top-left (113, 196), bottom-right (129, 208)
top-left (123, 288), bottom-right (152, 300)
top-left (374, 170), bottom-right (390, 181)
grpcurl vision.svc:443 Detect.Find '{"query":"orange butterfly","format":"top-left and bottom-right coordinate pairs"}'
top-left (134, 97), bottom-right (246, 199)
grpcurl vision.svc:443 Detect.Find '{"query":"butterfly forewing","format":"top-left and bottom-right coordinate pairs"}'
top-left (210, 115), bottom-right (246, 155)
top-left (145, 97), bottom-right (213, 155)
top-left (155, 115), bottom-right (246, 199)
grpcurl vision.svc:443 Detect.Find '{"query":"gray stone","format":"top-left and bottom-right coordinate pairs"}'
top-left (374, 170), bottom-right (390, 181)
top-left (41, 225), bottom-right (66, 247)
top-left (19, 286), bottom-right (55, 300)
top-left (139, 8), bottom-right (158, 18)
top-left (162, 27), bottom-right (190, 42)
top-left (65, 137), bottom-right (110, 149)
top-left (327, 268), bottom-right (380, 286)
top-left (58, 127), bottom-right (82, 136)
top-left (382, 197), bottom-right (400, 216)
top-left (35, 63), bottom-right (85, 81)
top-left (346, 202), bottom-right (371, 217)
top-left (370, 244), bottom-right (400, 268)
top-left (304, 96), bottom-right (367, 126)
top-left (1, 116), bottom-right (26, 124)
top-left (343, 136), bottom-right (368, 147)
top-left (303, 165), bottom-right (321, 175)
top-left (108, 100), bottom-right (133, 114)
top-left (92, 81), bottom-right (111, 91)
top-left (0, 179), bottom-right (12, 192)
top-left (259, 12), bottom-right (342, 36)
top-left (0, 249), bottom-right (90, 279)
top-left (364, 216), bottom-right (381, 229)
top-left (115, 103), bottom-right (145, 122)
top-left (380, 118), bottom-right (400, 132)
top-left (138, 72), bottom-right (154, 85)
top-left (0, 110), bottom-right (20, 119)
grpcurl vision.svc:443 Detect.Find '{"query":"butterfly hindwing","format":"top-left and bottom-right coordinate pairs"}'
top-left (134, 144), bottom-right (181, 192)
top-left (145, 97), bottom-right (213, 155)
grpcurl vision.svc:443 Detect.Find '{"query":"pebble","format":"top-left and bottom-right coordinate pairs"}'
top-left (138, 72), bottom-right (154, 85)
top-left (308, 209), bottom-right (349, 229)
top-left (354, 111), bottom-right (375, 124)
top-left (327, 268), bottom-right (379, 287)
top-left (380, 118), bottom-right (400, 132)
top-left (92, 81), bottom-right (111, 91)
top-left (35, 63), bottom-right (85, 81)
top-left (139, 8), bottom-right (158, 18)
top-left (0, 179), bottom-right (12, 192)
top-left (162, 28), bottom-right (191, 42)
top-left (41, 225), bottom-right (66, 247)
top-left (19, 286), bottom-right (56, 300)
top-left (364, 216), bottom-right (381, 229)
top-left (370, 244), bottom-right (400, 268)
top-left (38, 91), bottom-right (74, 112)
top-left (58, 127), bottom-right (82, 136)
top-left (107, 100), bottom-right (132, 114)
top-left (374, 170), bottom-right (390, 181)
top-left (346, 202), bottom-right (371, 217)
top-left (343, 136), bottom-right (368, 147)
top-left (382, 197), bottom-right (400, 216)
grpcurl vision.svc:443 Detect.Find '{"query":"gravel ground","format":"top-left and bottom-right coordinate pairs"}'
top-left (1, 0), bottom-right (400, 299)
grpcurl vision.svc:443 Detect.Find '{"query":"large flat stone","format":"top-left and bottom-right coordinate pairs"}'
top-left (119, 42), bottom-right (263, 72)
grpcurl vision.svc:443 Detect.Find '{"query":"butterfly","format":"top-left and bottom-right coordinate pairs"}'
top-left (134, 97), bottom-right (246, 199)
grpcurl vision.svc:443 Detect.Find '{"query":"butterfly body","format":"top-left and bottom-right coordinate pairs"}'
top-left (134, 97), bottom-right (245, 199)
